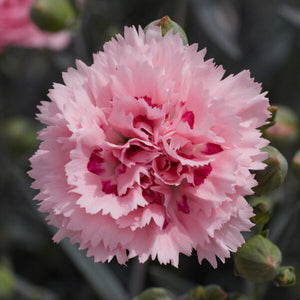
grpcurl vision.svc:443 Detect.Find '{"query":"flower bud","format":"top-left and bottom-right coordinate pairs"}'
top-left (31, 0), bottom-right (76, 32)
top-left (264, 105), bottom-right (299, 145)
top-left (204, 285), bottom-right (227, 300)
top-left (249, 196), bottom-right (272, 226)
top-left (228, 293), bottom-right (251, 300)
top-left (145, 16), bottom-right (188, 45)
top-left (234, 235), bottom-right (282, 283)
top-left (134, 287), bottom-right (176, 300)
top-left (187, 285), bottom-right (227, 300)
top-left (253, 146), bottom-right (288, 196)
top-left (274, 266), bottom-right (296, 287)
top-left (0, 116), bottom-right (38, 155)
top-left (188, 286), bottom-right (206, 300)
top-left (292, 150), bottom-right (300, 181)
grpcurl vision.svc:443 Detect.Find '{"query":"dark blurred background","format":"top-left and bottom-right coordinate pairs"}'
top-left (1, 0), bottom-right (300, 299)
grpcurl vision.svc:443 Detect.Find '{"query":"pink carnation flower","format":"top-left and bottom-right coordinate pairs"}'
top-left (29, 25), bottom-right (270, 267)
top-left (0, 0), bottom-right (70, 53)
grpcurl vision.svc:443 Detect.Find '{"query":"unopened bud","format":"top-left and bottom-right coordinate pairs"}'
top-left (205, 285), bottom-right (227, 300)
top-left (274, 266), bottom-right (296, 287)
top-left (264, 105), bottom-right (299, 145)
top-left (134, 287), bottom-right (176, 300)
top-left (234, 235), bottom-right (282, 283)
top-left (0, 116), bottom-right (38, 155)
top-left (249, 196), bottom-right (272, 226)
top-left (188, 286), bottom-right (206, 300)
top-left (188, 285), bottom-right (227, 300)
top-left (292, 150), bottom-right (300, 181)
top-left (31, 0), bottom-right (76, 32)
top-left (145, 16), bottom-right (188, 45)
top-left (253, 146), bottom-right (288, 196)
top-left (228, 293), bottom-right (252, 300)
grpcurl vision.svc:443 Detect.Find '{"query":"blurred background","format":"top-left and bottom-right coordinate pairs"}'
top-left (0, 0), bottom-right (300, 299)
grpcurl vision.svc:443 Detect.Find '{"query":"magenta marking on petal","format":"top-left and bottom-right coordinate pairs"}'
top-left (177, 195), bottom-right (190, 214)
top-left (143, 96), bottom-right (153, 106)
top-left (181, 111), bottom-right (195, 129)
top-left (193, 164), bottom-right (212, 186)
top-left (87, 149), bottom-right (104, 175)
top-left (102, 180), bottom-right (118, 195)
top-left (135, 96), bottom-right (158, 108)
top-left (202, 143), bottom-right (223, 155)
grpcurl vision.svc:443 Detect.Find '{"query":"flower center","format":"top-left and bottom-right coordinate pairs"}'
top-left (86, 96), bottom-right (221, 229)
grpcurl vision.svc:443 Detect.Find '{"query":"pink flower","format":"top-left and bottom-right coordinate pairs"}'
top-left (29, 25), bottom-right (270, 267)
top-left (0, 0), bottom-right (70, 53)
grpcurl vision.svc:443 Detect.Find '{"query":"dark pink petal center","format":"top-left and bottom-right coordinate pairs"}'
top-left (177, 195), bottom-right (190, 214)
top-left (162, 214), bottom-right (171, 230)
top-left (202, 143), bottom-right (223, 155)
top-left (87, 149), bottom-right (104, 175)
top-left (156, 155), bottom-right (170, 171)
top-left (181, 111), bottom-right (195, 129)
top-left (133, 115), bottom-right (153, 135)
top-left (193, 163), bottom-right (212, 186)
top-left (142, 188), bottom-right (164, 205)
top-left (125, 144), bottom-right (140, 159)
top-left (140, 174), bottom-right (152, 189)
top-left (117, 164), bottom-right (127, 174)
top-left (102, 180), bottom-right (118, 195)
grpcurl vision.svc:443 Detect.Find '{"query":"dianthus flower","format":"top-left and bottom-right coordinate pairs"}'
top-left (29, 24), bottom-right (269, 267)
top-left (0, 0), bottom-right (70, 53)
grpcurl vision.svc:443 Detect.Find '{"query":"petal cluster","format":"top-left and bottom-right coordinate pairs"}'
top-left (0, 0), bottom-right (69, 53)
top-left (29, 25), bottom-right (270, 267)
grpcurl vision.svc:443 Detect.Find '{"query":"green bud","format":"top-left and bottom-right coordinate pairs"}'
top-left (145, 16), bottom-right (188, 45)
top-left (188, 286), bottom-right (206, 300)
top-left (252, 146), bottom-right (288, 196)
top-left (205, 285), bottom-right (227, 300)
top-left (0, 116), bottom-right (38, 155)
top-left (134, 287), bottom-right (176, 300)
top-left (31, 0), bottom-right (76, 32)
top-left (274, 266), bottom-right (296, 287)
top-left (292, 150), bottom-right (300, 181)
top-left (264, 105), bottom-right (299, 145)
top-left (234, 235), bottom-right (282, 283)
top-left (249, 196), bottom-right (272, 226)
top-left (0, 260), bottom-right (15, 299)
